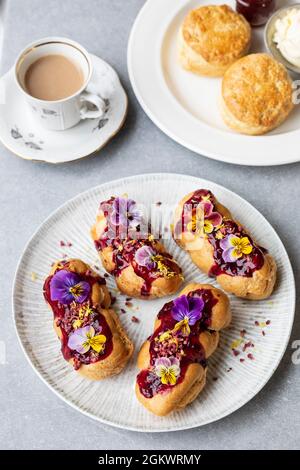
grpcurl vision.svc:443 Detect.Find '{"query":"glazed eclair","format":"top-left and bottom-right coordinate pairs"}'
top-left (43, 258), bottom-right (133, 380)
top-left (135, 283), bottom-right (231, 416)
top-left (173, 189), bottom-right (277, 299)
top-left (91, 196), bottom-right (183, 299)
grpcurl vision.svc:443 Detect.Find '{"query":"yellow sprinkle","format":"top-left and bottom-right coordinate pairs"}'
top-left (215, 231), bottom-right (224, 240)
top-left (31, 272), bottom-right (37, 281)
top-left (73, 319), bottom-right (83, 329)
top-left (230, 338), bottom-right (243, 350)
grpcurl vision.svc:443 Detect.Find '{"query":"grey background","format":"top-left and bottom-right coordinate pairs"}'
top-left (0, 0), bottom-right (299, 450)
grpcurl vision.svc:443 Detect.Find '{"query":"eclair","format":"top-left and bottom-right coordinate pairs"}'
top-left (135, 283), bottom-right (231, 416)
top-left (43, 258), bottom-right (133, 380)
top-left (173, 189), bottom-right (277, 299)
top-left (91, 196), bottom-right (183, 299)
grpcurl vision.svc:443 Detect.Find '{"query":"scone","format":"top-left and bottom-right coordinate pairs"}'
top-left (43, 258), bottom-right (133, 380)
top-left (173, 189), bottom-right (277, 300)
top-left (91, 196), bottom-right (183, 299)
top-left (135, 283), bottom-right (231, 416)
top-left (221, 53), bottom-right (294, 135)
top-left (179, 4), bottom-right (251, 77)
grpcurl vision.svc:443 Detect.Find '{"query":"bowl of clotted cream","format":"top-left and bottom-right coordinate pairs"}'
top-left (265, 4), bottom-right (300, 74)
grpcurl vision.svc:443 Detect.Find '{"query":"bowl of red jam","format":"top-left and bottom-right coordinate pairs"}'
top-left (236, 0), bottom-right (276, 26)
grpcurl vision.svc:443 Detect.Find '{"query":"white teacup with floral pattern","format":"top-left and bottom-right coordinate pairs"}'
top-left (15, 37), bottom-right (106, 131)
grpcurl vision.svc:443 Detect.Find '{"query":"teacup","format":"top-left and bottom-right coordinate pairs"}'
top-left (15, 37), bottom-right (107, 131)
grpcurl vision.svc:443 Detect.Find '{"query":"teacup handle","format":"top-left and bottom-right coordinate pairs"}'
top-left (79, 90), bottom-right (106, 120)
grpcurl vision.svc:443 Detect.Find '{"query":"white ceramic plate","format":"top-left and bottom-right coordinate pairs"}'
top-left (128, 0), bottom-right (300, 166)
top-left (13, 173), bottom-right (295, 432)
top-left (0, 54), bottom-right (127, 163)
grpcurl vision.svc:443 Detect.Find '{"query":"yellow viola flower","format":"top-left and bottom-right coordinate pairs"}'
top-left (187, 200), bottom-right (222, 236)
top-left (86, 334), bottom-right (107, 353)
top-left (220, 234), bottom-right (253, 263)
top-left (154, 357), bottom-right (181, 385)
top-left (68, 325), bottom-right (106, 354)
top-left (187, 212), bottom-right (204, 234)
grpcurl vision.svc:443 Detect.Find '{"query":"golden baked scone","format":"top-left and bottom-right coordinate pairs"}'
top-left (179, 4), bottom-right (251, 77)
top-left (173, 190), bottom-right (277, 300)
top-left (221, 53), bottom-right (294, 135)
top-left (91, 196), bottom-right (183, 299)
top-left (135, 283), bottom-right (231, 416)
top-left (43, 259), bottom-right (133, 380)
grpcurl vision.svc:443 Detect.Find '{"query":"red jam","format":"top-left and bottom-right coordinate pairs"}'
top-left (174, 189), bottom-right (265, 278)
top-left (94, 197), bottom-right (182, 296)
top-left (236, 0), bottom-right (276, 26)
top-left (136, 288), bottom-right (217, 398)
top-left (43, 261), bottom-right (113, 369)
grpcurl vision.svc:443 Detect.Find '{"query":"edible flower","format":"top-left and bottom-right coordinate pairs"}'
top-left (68, 325), bottom-right (106, 354)
top-left (154, 357), bottom-right (180, 385)
top-left (50, 270), bottom-right (90, 304)
top-left (187, 200), bottom-right (222, 235)
top-left (220, 234), bottom-right (253, 263)
top-left (134, 245), bottom-right (158, 269)
top-left (157, 330), bottom-right (173, 343)
top-left (171, 295), bottom-right (204, 335)
top-left (134, 245), bottom-right (177, 278)
top-left (110, 197), bottom-right (142, 229)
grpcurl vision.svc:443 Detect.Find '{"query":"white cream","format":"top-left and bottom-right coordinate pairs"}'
top-left (273, 9), bottom-right (300, 67)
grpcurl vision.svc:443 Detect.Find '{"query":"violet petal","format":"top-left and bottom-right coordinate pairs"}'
top-left (50, 270), bottom-right (80, 304)
top-left (68, 325), bottom-right (95, 354)
top-left (134, 245), bottom-right (157, 269)
top-left (207, 211), bottom-right (223, 227)
top-left (222, 247), bottom-right (237, 263)
top-left (171, 295), bottom-right (189, 322)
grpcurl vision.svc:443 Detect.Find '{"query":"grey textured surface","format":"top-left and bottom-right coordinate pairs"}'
top-left (0, 0), bottom-right (299, 450)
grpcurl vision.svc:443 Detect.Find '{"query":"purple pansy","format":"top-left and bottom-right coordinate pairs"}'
top-left (110, 197), bottom-right (142, 229)
top-left (195, 200), bottom-right (222, 234)
top-left (50, 270), bottom-right (90, 304)
top-left (187, 200), bottom-right (222, 235)
top-left (134, 245), bottom-right (157, 269)
top-left (172, 294), bottom-right (204, 326)
top-left (200, 200), bottom-right (223, 232)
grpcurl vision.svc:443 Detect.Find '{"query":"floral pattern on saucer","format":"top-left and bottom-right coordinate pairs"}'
top-left (11, 126), bottom-right (43, 150)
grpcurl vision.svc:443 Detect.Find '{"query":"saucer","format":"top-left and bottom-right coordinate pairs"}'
top-left (0, 54), bottom-right (127, 163)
